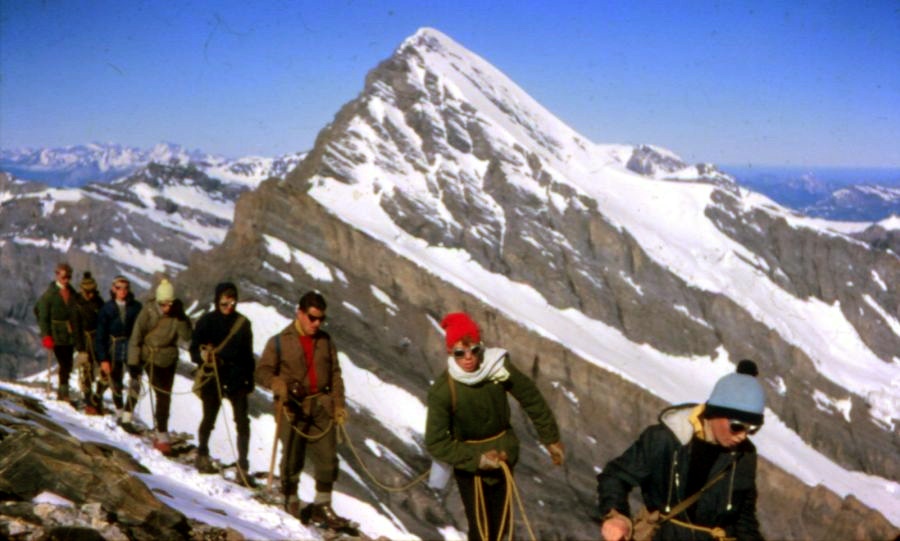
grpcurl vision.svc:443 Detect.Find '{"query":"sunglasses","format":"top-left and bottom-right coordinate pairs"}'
top-left (306, 313), bottom-right (326, 323)
top-left (729, 420), bottom-right (760, 435)
top-left (452, 344), bottom-right (484, 359)
top-left (114, 285), bottom-right (129, 291)
top-left (219, 300), bottom-right (237, 308)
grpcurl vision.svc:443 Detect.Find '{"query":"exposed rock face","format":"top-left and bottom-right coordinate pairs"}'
top-left (852, 223), bottom-right (900, 255)
top-left (627, 144), bottom-right (687, 176)
top-left (179, 178), bottom-right (898, 539)
top-left (0, 387), bottom-right (192, 540)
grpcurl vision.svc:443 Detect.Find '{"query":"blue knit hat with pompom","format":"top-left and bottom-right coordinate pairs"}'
top-left (705, 360), bottom-right (765, 425)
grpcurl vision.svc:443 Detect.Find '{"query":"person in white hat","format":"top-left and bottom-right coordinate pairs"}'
top-left (124, 278), bottom-right (192, 455)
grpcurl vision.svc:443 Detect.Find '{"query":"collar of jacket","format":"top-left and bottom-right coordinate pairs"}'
top-left (661, 404), bottom-right (707, 445)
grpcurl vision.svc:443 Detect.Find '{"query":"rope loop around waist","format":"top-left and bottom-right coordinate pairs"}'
top-left (464, 429), bottom-right (507, 445)
top-left (669, 518), bottom-right (734, 541)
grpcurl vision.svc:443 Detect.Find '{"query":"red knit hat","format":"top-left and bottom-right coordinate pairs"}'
top-left (441, 312), bottom-right (481, 350)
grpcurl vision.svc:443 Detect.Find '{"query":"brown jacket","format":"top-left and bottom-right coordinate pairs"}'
top-left (256, 322), bottom-right (345, 416)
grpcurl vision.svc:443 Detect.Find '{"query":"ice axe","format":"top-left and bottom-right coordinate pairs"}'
top-left (267, 400), bottom-right (283, 491)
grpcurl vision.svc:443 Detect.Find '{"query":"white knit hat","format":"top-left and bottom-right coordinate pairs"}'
top-left (155, 279), bottom-right (175, 302)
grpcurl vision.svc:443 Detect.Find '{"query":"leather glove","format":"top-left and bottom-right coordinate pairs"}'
top-left (478, 449), bottom-right (508, 470)
top-left (42, 336), bottom-right (55, 349)
top-left (334, 407), bottom-right (348, 425)
top-left (546, 441), bottom-right (565, 466)
top-left (270, 376), bottom-right (288, 402)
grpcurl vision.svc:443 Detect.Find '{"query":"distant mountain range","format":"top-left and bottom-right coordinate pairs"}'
top-left (722, 165), bottom-right (900, 222)
top-left (4, 145), bottom-right (898, 223)
top-left (0, 142), bottom-right (305, 188)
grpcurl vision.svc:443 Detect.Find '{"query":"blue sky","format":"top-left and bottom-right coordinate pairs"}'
top-left (2, 1), bottom-right (898, 167)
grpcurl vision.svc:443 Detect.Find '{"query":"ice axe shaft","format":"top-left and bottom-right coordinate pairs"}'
top-left (267, 400), bottom-right (283, 491)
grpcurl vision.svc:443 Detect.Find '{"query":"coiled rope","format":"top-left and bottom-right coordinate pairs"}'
top-left (474, 461), bottom-right (537, 541)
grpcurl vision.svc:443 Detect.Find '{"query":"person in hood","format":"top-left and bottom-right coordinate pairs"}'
top-left (73, 271), bottom-right (104, 414)
top-left (125, 278), bottom-right (192, 455)
top-left (95, 276), bottom-right (142, 417)
top-left (256, 291), bottom-right (351, 531)
top-left (597, 360), bottom-right (766, 541)
top-left (36, 262), bottom-right (83, 402)
top-left (425, 312), bottom-right (564, 541)
top-left (189, 282), bottom-right (255, 486)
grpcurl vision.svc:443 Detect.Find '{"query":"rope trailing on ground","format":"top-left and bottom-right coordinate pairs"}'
top-left (336, 423), bottom-right (430, 492)
top-left (208, 356), bottom-right (255, 488)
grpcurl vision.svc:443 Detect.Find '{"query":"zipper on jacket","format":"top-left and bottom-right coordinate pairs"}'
top-left (726, 452), bottom-right (737, 511)
top-left (665, 450), bottom-right (678, 513)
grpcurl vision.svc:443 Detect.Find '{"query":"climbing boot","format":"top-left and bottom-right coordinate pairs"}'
top-left (236, 463), bottom-right (258, 488)
top-left (284, 496), bottom-right (302, 519)
top-left (195, 453), bottom-right (217, 474)
top-left (307, 502), bottom-right (352, 530)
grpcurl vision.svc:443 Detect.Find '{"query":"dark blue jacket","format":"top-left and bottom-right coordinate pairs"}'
top-left (95, 295), bottom-right (142, 363)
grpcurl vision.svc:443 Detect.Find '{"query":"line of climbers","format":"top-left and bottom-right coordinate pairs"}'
top-left (35, 260), bottom-right (768, 540)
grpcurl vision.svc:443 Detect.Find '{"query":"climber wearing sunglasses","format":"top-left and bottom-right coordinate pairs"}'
top-left (425, 312), bottom-right (565, 541)
top-left (598, 360), bottom-right (766, 541)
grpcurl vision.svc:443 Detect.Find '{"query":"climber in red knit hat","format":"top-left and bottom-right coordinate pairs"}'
top-left (425, 311), bottom-right (565, 540)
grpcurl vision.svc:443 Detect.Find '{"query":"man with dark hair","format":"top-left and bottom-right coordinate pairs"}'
top-left (190, 282), bottom-right (256, 486)
top-left (36, 262), bottom-right (82, 402)
top-left (95, 276), bottom-right (142, 418)
top-left (597, 360), bottom-right (766, 541)
top-left (74, 271), bottom-right (104, 414)
top-left (256, 291), bottom-right (350, 530)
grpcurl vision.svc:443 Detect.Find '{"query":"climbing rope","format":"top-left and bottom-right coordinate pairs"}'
top-left (669, 518), bottom-right (734, 541)
top-left (474, 462), bottom-right (537, 541)
top-left (336, 423), bottom-right (430, 492)
top-left (207, 355), bottom-right (255, 488)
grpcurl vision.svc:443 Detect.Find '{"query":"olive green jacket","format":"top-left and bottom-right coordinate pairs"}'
top-left (425, 350), bottom-right (560, 473)
top-left (36, 281), bottom-right (83, 348)
top-left (127, 298), bottom-right (192, 368)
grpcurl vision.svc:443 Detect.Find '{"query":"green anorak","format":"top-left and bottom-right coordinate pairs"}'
top-left (36, 281), bottom-right (83, 348)
top-left (425, 348), bottom-right (559, 473)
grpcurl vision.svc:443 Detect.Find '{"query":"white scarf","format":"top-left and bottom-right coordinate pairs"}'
top-left (447, 347), bottom-right (510, 385)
